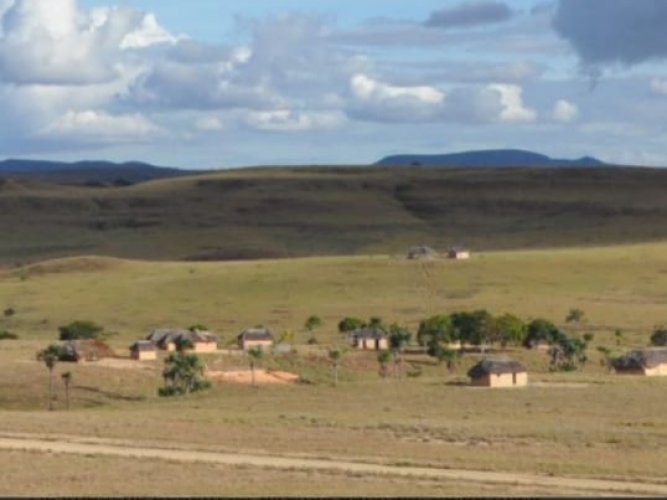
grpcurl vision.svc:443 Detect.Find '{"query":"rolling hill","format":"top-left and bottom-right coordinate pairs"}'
top-left (2, 165), bottom-right (667, 264)
top-left (376, 149), bottom-right (606, 168)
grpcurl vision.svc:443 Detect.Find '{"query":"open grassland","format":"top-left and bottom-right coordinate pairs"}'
top-left (4, 166), bottom-right (667, 264)
top-left (1, 243), bottom-right (667, 495)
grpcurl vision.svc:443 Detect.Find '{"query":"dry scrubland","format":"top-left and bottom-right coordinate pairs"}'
top-left (1, 243), bottom-right (667, 496)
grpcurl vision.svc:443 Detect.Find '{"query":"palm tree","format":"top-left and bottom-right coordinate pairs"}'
top-left (37, 344), bottom-right (63, 411)
top-left (377, 350), bottom-right (392, 380)
top-left (61, 372), bottom-right (72, 410)
top-left (247, 347), bottom-right (263, 388)
top-left (328, 348), bottom-right (343, 387)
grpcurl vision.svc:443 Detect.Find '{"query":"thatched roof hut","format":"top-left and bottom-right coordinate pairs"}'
top-left (351, 327), bottom-right (389, 350)
top-left (60, 339), bottom-right (116, 363)
top-left (238, 327), bottom-right (274, 350)
top-left (407, 246), bottom-right (438, 260)
top-left (612, 348), bottom-right (667, 376)
top-left (147, 328), bottom-right (219, 351)
top-left (468, 357), bottom-right (527, 387)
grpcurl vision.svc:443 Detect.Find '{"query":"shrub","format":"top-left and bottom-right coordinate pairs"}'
top-left (0, 330), bottom-right (18, 340)
top-left (650, 327), bottom-right (667, 347)
top-left (307, 336), bottom-right (318, 345)
top-left (3, 307), bottom-right (15, 317)
top-left (338, 317), bottom-right (365, 333)
top-left (58, 321), bottom-right (104, 341)
top-left (304, 315), bottom-right (322, 331)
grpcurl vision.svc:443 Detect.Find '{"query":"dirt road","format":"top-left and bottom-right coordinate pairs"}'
top-left (1, 431), bottom-right (665, 496)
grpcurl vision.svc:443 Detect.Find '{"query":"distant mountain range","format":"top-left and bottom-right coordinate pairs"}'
top-left (0, 159), bottom-right (194, 185)
top-left (376, 149), bottom-right (607, 168)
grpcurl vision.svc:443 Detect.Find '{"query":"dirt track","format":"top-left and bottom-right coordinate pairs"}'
top-left (1, 432), bottom-right (666, 496)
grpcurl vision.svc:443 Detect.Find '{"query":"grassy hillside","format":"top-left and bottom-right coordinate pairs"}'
top-left (3, 166), bottom-right (667, 264)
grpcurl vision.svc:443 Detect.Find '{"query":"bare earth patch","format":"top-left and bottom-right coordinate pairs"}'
top-left (206, 369), bottom-right (299, 385)
top-left (81, 358), bottom-right (155, 371)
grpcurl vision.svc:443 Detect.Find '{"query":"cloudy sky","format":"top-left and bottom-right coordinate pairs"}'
top-left (1, 0), bottom-right (667, 169)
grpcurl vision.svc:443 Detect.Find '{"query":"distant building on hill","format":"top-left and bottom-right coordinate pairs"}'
top-left (407, 246), bottom-right (438, 260)
top-left (237, 327), bottom-right (275, 351)
top-left (351, 327), bottom-right (389, 351)
top-left (146, 328), bottom-right (219, 353)
top-left (612, 348), bottom-right (667, 376)
top-left (467, 357), bottom-right (527, 388)
top-left (130, 340), bottom-right (157, 361)
top-left (448, 246), bottom-right (470, 260)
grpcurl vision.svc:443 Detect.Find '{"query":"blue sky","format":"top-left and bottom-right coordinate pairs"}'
top-left (1, 0), bottom-right (667, 168)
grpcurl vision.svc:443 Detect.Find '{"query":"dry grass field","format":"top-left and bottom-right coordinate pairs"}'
top-left (1, 243), bottom-right (667, 496)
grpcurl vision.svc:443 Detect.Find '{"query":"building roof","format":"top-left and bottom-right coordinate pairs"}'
top-left (238, 327), bottom-right (274, 342)
top-left (352, 327), bottom-right (387, 340)
top-left (467, 357), bottom-right (527, 378)
top-left (147, 328), bottom-right (218, 345)
top-left (407, 246), bottom-right (438, 259)
top-left (131, 340), bottom-right (157, 352)
top-left (612, 348), bottom-right (667, 370)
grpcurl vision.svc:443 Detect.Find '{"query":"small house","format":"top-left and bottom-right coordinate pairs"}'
top-left (351, 327), bottom-right (389, 351)
top-left (407, 246), bottom-right (438, 260)
top-left (130, 340), bottom-right (157, 361)
top-left (448, 247), bottom-right (470, 260)
top-left (147, 328), bottom-right (187, 351)
top-left (467, 357), bottom-right (528, 388)
top-left (147, 328), bottom-right (218, 352)
top-left (612, 348), bottom-right (667, 376)
top-left (60, 339), bottom-right (116, 363)
top-left (238, 327), bottom-right (274, 351)
top-left (188, 330), bottom-right (219, 353)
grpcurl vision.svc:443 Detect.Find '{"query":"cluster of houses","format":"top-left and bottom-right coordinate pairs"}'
top-left (407, 246), bottom-right (470, 261)
top-left (127, 324), bottom-right (667, 388)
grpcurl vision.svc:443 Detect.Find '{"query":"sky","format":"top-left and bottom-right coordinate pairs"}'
top-left (1, 0), bottom-right (667, 169)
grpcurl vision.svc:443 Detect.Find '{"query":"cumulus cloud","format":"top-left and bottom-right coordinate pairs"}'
top-left (553, 0), bottom-right (667, 68)
top-left (40, 109), bottom-right (162, 142)
top-left (552, 99), bottom-right (579, 122)
top-left (487, 84), bottom-right (537, 122)
top-left (650, 78), bottom-right (667, 96)
top-left (244, 109), bottom-right (345, 132)
top-left (351, 74), bottom-right (445, 104)
top-left (425, 1), bottom-right (513, 29)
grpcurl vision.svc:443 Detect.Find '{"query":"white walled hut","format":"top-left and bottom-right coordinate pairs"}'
top-left (130, 340), bottom-right (157, 361)
top-left (351, 327), bottom-right (389, 351)
top-left (468, 357), bottom-right (528, 388)
top-left (612, 348), bottom-right (667, 376)
top-left (238, 327), bottom-right (275, 351)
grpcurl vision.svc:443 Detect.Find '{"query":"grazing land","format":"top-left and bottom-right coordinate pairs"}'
top-left (4, 166), bottom-right (667, 264)
top-left (1, 243), bottom-right (667, 496)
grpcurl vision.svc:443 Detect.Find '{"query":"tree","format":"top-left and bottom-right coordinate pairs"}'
top-left (650, 327), bottom-right (667, 347)
top-left (566, 308), bottom-right (586, 324)
top-left (548, 333), bottom-right (589, 371)
top-left (58, 321), bottom-right (103, 341)
top-left (305, 316), bottom-right (323, 332)
top-left (495, 313), bottom-right (527, 347)
top-left (388, 324), bottom-right (412, 379)
top-left (417, 315), bottom-right (453, 347)
top-left (3, 307), bottom-right (15, 318)
top-left (369, 317), bottom-right (384, 329)
top-left (338, 317), bottom-right (365, 333)
top-left (428, 342), bottom-right (459, 375)
top-left (452, 310), bottom-right (496, 353)
top-left (159, 352), bottom-right (210, 397)
top-left (523, 318), bottom-right (561, 348)
top-left (597, 346), bottom-right (615, 372)
top-left (377, 350), bottom-right (392, 379)
top-left (61, 372), bottom-right (72, 411)
top-left (247, 347), bottom-right (264, 388)
top-left (614, 329), bottom-right (624, 346)
top-left (37, 344), bottom-right (64, 411)
top-left (174, 337), bottom-right (194, 352)
top-left (328, 348), bottom-right (343, 387)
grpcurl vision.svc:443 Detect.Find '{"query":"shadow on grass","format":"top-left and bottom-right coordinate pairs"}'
top-left (74, 385), bottom-right (146, 402)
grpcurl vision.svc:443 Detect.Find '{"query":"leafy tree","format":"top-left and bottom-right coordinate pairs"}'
top-left (328, 348), bottom-right (343, 387)
top-left (566, 308), bottom-right (586, 324)
top-left (523, 318), bottom-right (561, 348)
top-left (452, 310), bottom-right (496, 352)
top-left (428, 342), bottom-right (460, 374)
top-left (377, 350), bottom-right (392, 380)
top-left (417, 315), bottom-right (453, 347)
top-left (388, 324), bottom-right (412, 378)
top-left (58, 321), bottom-right (103, 341)
top-left (61, 372), bottom-right (72, 411)
top-left (247, 347), bottom-right (264, 388)
top-left (583, 333), bottom-right (595, 344)
top-left (369, 317), bottom-right (385, 330)
top-left (597, 346), bottom-right (615, 372)
top-left (650, 327), bottom-right (667, 347)
top-left (338, 317), bottom-right (365, 333)
top-left (548, 333), bottom-right (589, 371)
top-left (159, 352), bottom-right (210, 397)
top-left (37, 345), bottom-right (64, 411)
top-left (305, 316), bottom-right (323, 332)
top-left (495, 313), bottom-right (527, 347)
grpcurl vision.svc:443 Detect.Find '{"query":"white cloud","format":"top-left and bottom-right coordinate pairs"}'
top-left (552, 99), bottom-right (579, 123)
top-left (244, 109), bottom-right (345, 132)
top-left (41, 110), bottom-right (161, 142)
top-left (195, 116), bottom-right (224, 131)
top-left (120, 12), bottom-right (181, 49)
top-left (487, 84), bottom-right (537, 123)
top-left (351, 74), bottom-right (445, 104)
top-left (650, 78), bottom-right (667, 96)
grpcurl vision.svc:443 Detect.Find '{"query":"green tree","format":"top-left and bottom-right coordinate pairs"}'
top-left (338, 317), bottom-right (365, 333)
top-left (417, 315), bottom-right (453, 347)
top-left (61, 372), bottom-right (72, 411)
top-left (328, 348), bottom-right (343, 387)
top-left (597, 346), bottom-right (615, 372)
top-left (548, 333), bottom-right (589, 371)
top-left (37, 344), bottom-right (64, 411)
top-left (523, 318), bottom-right (561, 348)
top-left (495, 313), bottom-right (527, 347)
top-left (388, 324), bottom-right (412, 379)
top-left (305, 316), bottom-right (323, 332)
top-left (452, 310), bottom-right (496, 353)
top-left (369, 317), bottom-right (385, 330)
top-left (159, 352), bottom-right (210, 397)
top-left (650, 327), bottom-right (667, 347)
top-left (377, 350), bottom-right (392, 380)
top-left (428, 342), bottom-right (460, 375)
top-left (58, 321), bottom-right (103, 341)
top-left (247, 347), bottom-right (264, 388)
top-left (566, 308), bottom-right (586, 324)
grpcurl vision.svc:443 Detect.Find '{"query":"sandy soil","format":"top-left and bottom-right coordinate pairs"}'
top-left (0, 432), bottom-right (665, 496)
top-left (80, 358), bottom-right (156, 371)
top-left (206, 369), bottom-right (299, 384)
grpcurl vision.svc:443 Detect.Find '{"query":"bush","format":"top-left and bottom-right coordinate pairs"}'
top-left (307, 336), bottom-right (319, 345)
top-left (338, 317), bottom-right (365, 333)
top-left (58, 321), bottom-right (104, 341)
top-left (0, 330), bottom-right (18, 340)
top-left (650, 327), bottom-right (667, 346)
top-left (3, 307), bottom-right (15, 317)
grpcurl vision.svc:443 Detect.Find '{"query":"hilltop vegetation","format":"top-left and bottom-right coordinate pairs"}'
top-left (2, 166), bottom-right (667, 264)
